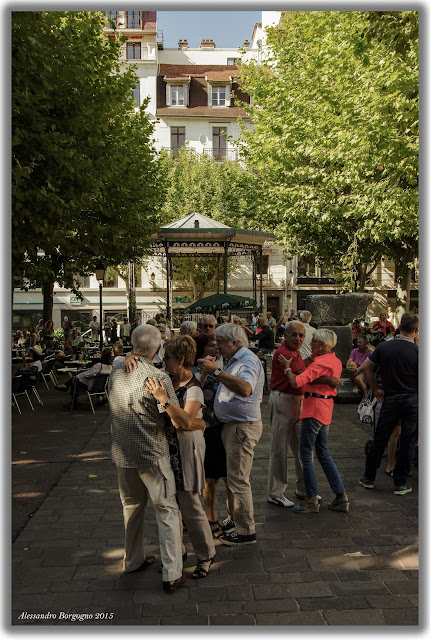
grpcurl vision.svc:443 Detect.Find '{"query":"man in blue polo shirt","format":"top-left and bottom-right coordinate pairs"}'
top-left (198, 323), bottom-right (264, 546)
top-left (358, 313), bottom-right (418, 495)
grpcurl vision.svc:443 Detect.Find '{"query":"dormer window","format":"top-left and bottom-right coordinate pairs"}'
top-left (164, 76), bottom-right (191, 107)
top-left (206, 77), bottom-right (232, 108)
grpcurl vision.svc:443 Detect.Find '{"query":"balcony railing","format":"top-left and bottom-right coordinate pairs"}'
top-left (202, 148), bottom-right (239, 162)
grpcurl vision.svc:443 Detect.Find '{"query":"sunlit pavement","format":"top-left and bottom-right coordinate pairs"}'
top-left (12, 378), bottom-right (419, 626)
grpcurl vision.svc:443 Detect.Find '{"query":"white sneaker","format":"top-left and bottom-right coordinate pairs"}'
top-left (267, 496), bottom-right (294, 508)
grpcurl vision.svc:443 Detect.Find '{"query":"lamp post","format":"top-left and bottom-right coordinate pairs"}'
top-left (95, 263), bottom-right (106, 354)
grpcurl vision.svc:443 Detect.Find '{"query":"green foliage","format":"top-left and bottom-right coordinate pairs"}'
top-left (12, 11), bottom-right (166, 291)
top-left (160, 148), bottom-right (260, 299)
top-left (237, 11), bottom-right (418, 296)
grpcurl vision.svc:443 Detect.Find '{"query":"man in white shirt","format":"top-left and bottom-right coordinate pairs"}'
top-left (89, 316), bottom-right (100, 342)
top-left (299, 310), bottom-right (317, 361)
top-left (198, 323), bottom-right (264, 547)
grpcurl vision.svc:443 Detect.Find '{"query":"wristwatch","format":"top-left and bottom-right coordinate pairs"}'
top-left (213, 368), bottom-right (222, 377)
top-left (162, 401), bottom-right (171, 410)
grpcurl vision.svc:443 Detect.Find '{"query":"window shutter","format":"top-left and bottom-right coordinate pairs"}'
top-left (207, 82), bottom-right (212, 107)
top-left (225, 84), bottom-right (231, 107)
top-left (166, 83), bottom-right (171, 107)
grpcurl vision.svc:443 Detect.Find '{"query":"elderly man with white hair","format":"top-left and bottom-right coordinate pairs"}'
top-left (108, 324), bottom-right (186, 593)
top-left (198, 323), bottom-right (264, 546)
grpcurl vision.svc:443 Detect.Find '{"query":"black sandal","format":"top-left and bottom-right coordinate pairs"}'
top-left (190, 557), bottom-right (214, 580)
top-left (208, 520), bottom-right (223, 539)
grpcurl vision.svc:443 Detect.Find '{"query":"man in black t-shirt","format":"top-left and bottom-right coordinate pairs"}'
top-left (255, 315), bottom-right (275, 354)
top-left (358, 313), bottom-right (418, 495)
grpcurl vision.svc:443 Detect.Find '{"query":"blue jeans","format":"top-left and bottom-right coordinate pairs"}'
top-left (364, 393), bottom-right (418, 486)
top-left (299, 417), bottom-right (345, 497)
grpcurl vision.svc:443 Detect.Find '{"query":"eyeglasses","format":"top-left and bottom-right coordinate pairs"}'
top-left (289, 332), bottom-right (305, 338)
top-left (203, 324), bottom-right (214, 328)
top-left (163, 353), bottom-right (178, 359)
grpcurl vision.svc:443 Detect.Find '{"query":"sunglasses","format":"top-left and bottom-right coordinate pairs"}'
top-left (163, 353), bottom-right (178, 359)
top-left (203, 324), bottom-right (214, 328)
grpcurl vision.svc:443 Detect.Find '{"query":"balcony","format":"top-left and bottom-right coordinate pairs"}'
top-left (202, 148), bottom-right (239, 162)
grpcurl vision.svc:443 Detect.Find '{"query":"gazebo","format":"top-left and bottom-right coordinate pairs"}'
top-left (149, 213), bottom-right (275, 320)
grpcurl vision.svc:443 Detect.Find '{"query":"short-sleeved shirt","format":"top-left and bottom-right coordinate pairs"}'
top-left (368, 335), bottom-right (418, 396)
top-left (214, 347), bottom-right (264, 423)
top-left (348, 347), bottom-right (373, 367)
top-left (295, 352), bottom-right (342, 425)
top-left (270, 343), bottom-right (305, 396)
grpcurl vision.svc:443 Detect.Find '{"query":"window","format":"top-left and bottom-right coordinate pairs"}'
top-left (171, 127), bottom-right (185, 157)
top-left (105, 11), bottom-right (117, 27)
top-left (213, 127), bottom-right (227, 161)
top-left (227, 58), bottom-right (239, 65)
top-left (132, 83), bottom-right (140, 107)
top-left (171, 85), bottom-right (184, 106)
top-left (126, 11), bottom-right (141, 28)
top-left (212, 86), bottom-right (226, 107)
top-left (207, 82), bottom-right (231, 107)
top-left (165, 80), bottom-right (190, 107)
top-left (126, 43), bottom-right (141, 59)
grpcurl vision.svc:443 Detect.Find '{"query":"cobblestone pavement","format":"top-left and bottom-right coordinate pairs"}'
top-left (12, 377), bottom-right (419, 627)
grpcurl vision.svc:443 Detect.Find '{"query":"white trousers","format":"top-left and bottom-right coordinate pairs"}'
top-left (177, 490), bottom-right (216, 561)
top-left (117, 459), bottom-right (182, 581)
top-left (267, 390), bottom-right (305, 499)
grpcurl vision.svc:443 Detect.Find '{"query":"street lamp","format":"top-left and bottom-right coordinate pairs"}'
top-left (95, 263), bottom-right (106, 353)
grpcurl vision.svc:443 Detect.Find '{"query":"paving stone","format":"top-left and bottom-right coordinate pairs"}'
top-left (160, 615), bottom-right (209, 625)
top-left (209, 614), bottom-right (256, 625)
top-left (380, 608), bottom-right (419, 625)
top-left (132, 588), bottom-right (189, 604)
top-left (251, 583), bottom-right (293, 600)
top-left (287, 582), bottom-right (334, 598)
top-left (198, 601), bottom-right (242, 615)
top-left (243, 599), bottom-right (298, 614)
top-left (226, 585), bottom-right (252, 601)
top-left (323, 609), bottom-right (386, 625)
top-left (255, 611), bottom-right (326, 625)
top-left (365, 594), bottom-right (416, 608)
top-left (330, 581), bottom-right (390, 596)
top-left (189, 586), bottom-right (227, 601)
top-left (336, 570), bottom-right (371, 581)
top-left (337, 596), bottom-right (370, 609)
top-left (298, 596), bottom-right (339, 611)
top-left (384, 579), bottom-right (419, 594)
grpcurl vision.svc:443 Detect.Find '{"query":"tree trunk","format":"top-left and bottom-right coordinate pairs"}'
top-left (42, 280), bottom-right (54, 322)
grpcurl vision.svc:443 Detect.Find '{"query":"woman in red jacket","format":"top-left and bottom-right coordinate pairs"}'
top-left (280, 329), bottom-right (349, 514)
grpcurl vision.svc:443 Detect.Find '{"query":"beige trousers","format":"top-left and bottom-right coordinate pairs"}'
top-left (221, 419), bottom-right (263, 535)
top-left (177, 490), bottom-right (216, 561)
top-left (117, 459), bottom-right (182, 581)
top-left (267, 390), bottom-right (305, 499)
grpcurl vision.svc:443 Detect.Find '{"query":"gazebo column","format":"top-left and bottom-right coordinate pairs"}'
top-left (259, 246), bottom-right (264, 312)
top-left (165, 243), bottom-right (171, 321)
top-left (223, 241), bottom-right (229, 294)
top-left (252, 252), bottom-right (257, 304)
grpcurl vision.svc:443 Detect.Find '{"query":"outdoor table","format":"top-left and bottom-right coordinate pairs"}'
top-left (57, 367), bottom-right (89, 378)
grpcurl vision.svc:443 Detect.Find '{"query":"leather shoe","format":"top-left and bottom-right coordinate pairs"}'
top-left (162, 574), bottom-right (185, 593)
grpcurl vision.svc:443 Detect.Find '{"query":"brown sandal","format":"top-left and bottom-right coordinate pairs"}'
top-left (127, 555), bottom-right (155, 573)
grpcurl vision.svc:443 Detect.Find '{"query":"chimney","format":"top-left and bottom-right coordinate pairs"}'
top-left (201, 39), bottom-right (215, 48)
top-left (178, 39), bottom-right (188, 48)
top-left (242, 40), bottom-right (250, 49)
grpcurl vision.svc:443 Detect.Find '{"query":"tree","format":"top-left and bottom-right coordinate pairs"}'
top-left (237, 11), bottom-right (418, 312)
top-left (159, 148), bottom-right (260, 300)
top-left (12, 11), bottom-right (166, 319)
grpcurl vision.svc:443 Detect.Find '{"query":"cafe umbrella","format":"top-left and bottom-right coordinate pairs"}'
top-left (186, 293), bottom-right (256, 313)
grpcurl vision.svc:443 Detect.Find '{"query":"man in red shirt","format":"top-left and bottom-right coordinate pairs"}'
top-left (267, 321), bottom-right (308, 507)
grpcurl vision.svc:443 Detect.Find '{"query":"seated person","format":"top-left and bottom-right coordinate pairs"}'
top-left (346, 335), bottom-right (372, 400)
top-left (254, 314), bottom-right (275, 354)
top-left (52, 338), bottom-right (74, 373)
top-left (112, 342), bottom-right (125, 368)
top-left (71, 329), bottom-right (84, 352)
top-left (17, 345), bottom-right (44, 378)
top-left (55, 349), bottom-right (112, 408)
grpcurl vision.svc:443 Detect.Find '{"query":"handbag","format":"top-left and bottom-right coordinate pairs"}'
top-left (357, 398), bottom-right (376, 424)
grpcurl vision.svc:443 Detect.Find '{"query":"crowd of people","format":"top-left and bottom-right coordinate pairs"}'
top-left (13, 305), bottom-right (418, 594)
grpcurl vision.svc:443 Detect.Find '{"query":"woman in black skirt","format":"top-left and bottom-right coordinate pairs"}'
top-left (192, 333), bottom-right (227, 539)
